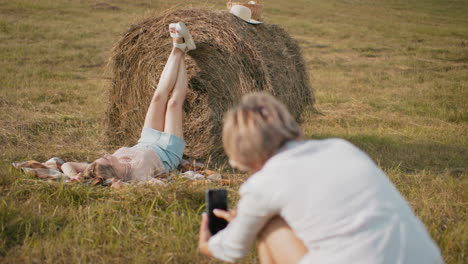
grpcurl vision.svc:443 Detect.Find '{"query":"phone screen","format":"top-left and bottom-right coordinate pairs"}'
top-left (206, 189), bottom-right (228, 235)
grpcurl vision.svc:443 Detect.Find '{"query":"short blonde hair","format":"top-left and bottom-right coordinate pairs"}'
top-left (84, 162), bottom-right (117, 180)
top-left (222, 92), bottom-right (302, 171)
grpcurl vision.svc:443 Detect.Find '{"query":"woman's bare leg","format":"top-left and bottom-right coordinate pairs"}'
top-left (163, 57), bottom-right (187, 139)
top-left (258, 241), bottom-right (277, 264)
top-left (143, 46), bottom-right (185, 130)
top-left (257, 216), bottom-right (308, 264)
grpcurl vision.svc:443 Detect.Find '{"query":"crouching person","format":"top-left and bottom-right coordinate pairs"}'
top-left (198, 92), bottom-right (443, 264)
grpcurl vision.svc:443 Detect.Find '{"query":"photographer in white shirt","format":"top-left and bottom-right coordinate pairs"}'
top-left (198, 92), bottom-right (443, 264)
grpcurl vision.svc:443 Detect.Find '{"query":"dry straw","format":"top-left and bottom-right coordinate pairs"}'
top-left (107, 9), bottom-right (314, 160)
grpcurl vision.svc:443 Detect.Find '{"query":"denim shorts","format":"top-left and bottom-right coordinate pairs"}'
top-left (135, 127), bottom-right (186, 172)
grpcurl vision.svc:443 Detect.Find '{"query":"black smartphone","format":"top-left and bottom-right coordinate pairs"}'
top-left (205, 189), bottom-right (228, 235)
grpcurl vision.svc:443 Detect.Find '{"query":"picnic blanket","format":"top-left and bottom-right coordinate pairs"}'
top-left (12, 157), bottom-right (66, 180)
top-left (12, 157), bottom-right (232, 188)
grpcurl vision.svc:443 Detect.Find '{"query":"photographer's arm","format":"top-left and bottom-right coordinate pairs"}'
top-left (199, 209), bottom-right (237, 257)
top-left (198, 213), bottom-right (214, 257)
top-left (199, 192), bottom-right (279, 262)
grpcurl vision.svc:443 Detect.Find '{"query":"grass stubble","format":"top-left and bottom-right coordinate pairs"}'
top-left (0, 0), bottom-right (466, 263)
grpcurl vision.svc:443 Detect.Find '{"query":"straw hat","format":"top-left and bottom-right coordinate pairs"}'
top-left (229, 5), bottom-right (262, 24)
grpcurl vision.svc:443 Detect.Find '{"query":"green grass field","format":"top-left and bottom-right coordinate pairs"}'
top-left (1, 0), bottom-right (467, 263)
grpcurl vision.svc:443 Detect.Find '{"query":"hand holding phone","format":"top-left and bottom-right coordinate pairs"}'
top-left (205, 189), bottom-right (228, 235)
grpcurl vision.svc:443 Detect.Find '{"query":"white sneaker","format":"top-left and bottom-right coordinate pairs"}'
top-left (176, 22), bottom-right (196, 51)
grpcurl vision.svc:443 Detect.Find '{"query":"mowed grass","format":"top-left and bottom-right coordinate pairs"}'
top-left (0, 0), bottom-right (466, 263)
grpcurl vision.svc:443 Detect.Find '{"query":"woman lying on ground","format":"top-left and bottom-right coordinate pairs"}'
top-left (61, 22), bottom-right (196, 183)
top-left (198, 92), bottom-right (443, 264)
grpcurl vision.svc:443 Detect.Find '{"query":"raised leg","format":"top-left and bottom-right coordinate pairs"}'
top-left (257, 216), bottom-right (308, 264)
top-left (163, 57), bottom-right (187, 139)
top-left (143, 47), bottom-right (185, 130)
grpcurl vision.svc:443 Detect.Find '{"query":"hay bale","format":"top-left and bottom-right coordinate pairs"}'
top-left (107, 9), bottom-right (314, 159)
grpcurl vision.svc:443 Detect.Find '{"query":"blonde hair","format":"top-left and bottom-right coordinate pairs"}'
top-left (222, 92), bottom-right (302, 171)
top-left (84, 162), bottom-right (117, 180)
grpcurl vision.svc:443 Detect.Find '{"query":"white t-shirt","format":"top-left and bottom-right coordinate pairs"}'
top-left (208, 139), bottom-right (443, 264)
top-left (113, 146), bottom-right (165, 182)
